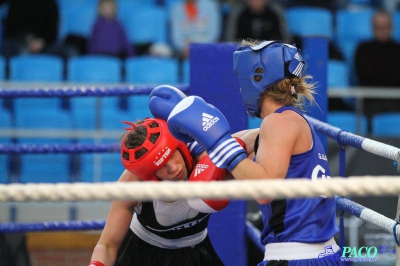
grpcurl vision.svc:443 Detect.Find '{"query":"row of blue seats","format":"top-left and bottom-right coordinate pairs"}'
top-left (4, 96), bottom-right (389, 137)
top-left (0, 2), bottom-right (385, 69)
top-left (0, 95), bottom-right (154, 138)
top-left (0, 0), bottom-right (187, 46)
top-left (0, 53), bottom-right (347, 87)
top-left (286, 6), bottom-right (400, 65)
top-left (0, 152), bottom-right (123, 184)
top-left (54, 1), bottom-right (400, 64)
top-left (0, 54), bottom-right (189, 83)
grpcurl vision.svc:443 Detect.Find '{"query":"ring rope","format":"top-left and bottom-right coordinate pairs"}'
top-left (245, 221), bottom-right (264, 251)
top-left (0, 177), bottom-right (398, 202)
top-left (2, 196), bottom-right (400, 243)
top-left (1, 116), bottom-right (399, 164)
top-left (336, 197), bottom-right (400, 241)
top-left (306, 115), bottom-right (400, 166)
top-left (0, 220), bottom-right (105, 233)
top-left (0, 143), bottom-right (119, 154)
top-left (0, 85), bottom-right (189, 98)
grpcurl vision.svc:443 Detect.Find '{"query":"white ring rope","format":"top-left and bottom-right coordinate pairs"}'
top-left (361, 138), bottom-right (400, 163)
top-left (0, 176), bottom-right (398, 202)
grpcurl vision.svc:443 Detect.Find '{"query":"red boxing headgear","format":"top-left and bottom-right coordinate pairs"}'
top-left (121, 118), bottom-right (193, 181)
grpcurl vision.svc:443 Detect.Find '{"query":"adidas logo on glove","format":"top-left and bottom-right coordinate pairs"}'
top-left (202, 113), bottom-right (219, 131)
top-left (194, 164), bottom-right (209, 177)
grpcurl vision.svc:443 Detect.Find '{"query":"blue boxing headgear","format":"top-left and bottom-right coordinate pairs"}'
top-left (233, 41), bottom-right (305, 117)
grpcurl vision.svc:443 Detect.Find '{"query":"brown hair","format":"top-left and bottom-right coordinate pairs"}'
top-left (122, 120), bottom-right (160, 160)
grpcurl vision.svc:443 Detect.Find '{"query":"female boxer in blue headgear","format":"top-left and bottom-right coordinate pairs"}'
top-left (166, 40), bottom-right (351, 265)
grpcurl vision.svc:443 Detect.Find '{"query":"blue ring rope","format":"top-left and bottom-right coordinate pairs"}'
top-left (393, 222), bottom-right (400, 246)
top-left (0, 143), bottom-right (119, 154)
top-left (0, 85), bottom-right (189, 98)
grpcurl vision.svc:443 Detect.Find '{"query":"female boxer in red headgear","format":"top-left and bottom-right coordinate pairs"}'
top-left (89, 117), bottom-right (257, 266)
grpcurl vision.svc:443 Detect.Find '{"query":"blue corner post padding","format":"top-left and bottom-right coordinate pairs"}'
top-left (189, 43), bottom-right (248, 266)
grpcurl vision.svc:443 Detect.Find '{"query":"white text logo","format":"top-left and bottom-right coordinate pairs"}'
top-left (194, 164), bottom-right (208, 177)
top-left (154, 147), bottom-right (171, 166)
top-left (202, 113), bottom-right (219, 131)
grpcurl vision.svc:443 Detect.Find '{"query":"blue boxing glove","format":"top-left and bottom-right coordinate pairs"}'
top-left (168, 96), bottom-right (246, 171)
top-left (149, 85), bottom-right (186, 121)
top-left (149, 85), bottom-right (205, 157)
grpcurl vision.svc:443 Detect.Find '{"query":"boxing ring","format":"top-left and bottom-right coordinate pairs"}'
top-left (0, 41), bottom-right (400, 265)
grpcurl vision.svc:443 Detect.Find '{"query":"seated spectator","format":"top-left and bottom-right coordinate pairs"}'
top-left (354, 10), bottom-right (400, 131)
top-left (87, 0), bottom-right (134, 59)
top-left (0, 0), bottom-right (79, 64)
top-left (232, 0), bottom-right (289, 43)
top-left (170, 0), bottom-right (222, 59)
top-left (0, 0), bottom-right (59, 59)
top-left (222, 0), bottom-right (289, 43)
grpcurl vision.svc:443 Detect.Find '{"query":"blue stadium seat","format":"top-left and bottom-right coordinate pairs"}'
top-left (0, 154), bottom-right (9, 183)
top-left (67, 55), bottom-right (123, 83)
top-left (393, 11), bottom-right (400, 42)
top-left (67, 56), bottom-right (123, 129)
top-left (20, 153), bottom-right (71, 183)
top-left (0, 56), bottom-right (6, 80)
top-left (13, 98), bottom-right (70, 143)
top-left (102, 107), bottom-right (131, 130)
top-left (58, 0), bottom-right (98, 41)
top-left (16, 135), bottom-right (74, 184)
top-left (286, 7), bottom-right (333, 39)
top-left (101, 152), bottom-right (124, 182)
top-left (79, 153), bottom-right (94, 182)
top-left (119, 5), bottom-right (168, 44)
top-left (0, 104), bottom-right (12, 129)
top-left (248, 116), bottom-right (261, 129)
top-left (69, 97), bottom-right (97, 129)
top-left (328, 60), bottom-right (354, 108)
top-left (336, 8), bottom-right (374, 63)
top-left (125, 56), bottom-right (179, 84)
top-left (80, 151), bottom-right (122, 183)
top-left (0, 107), bottom-right (11, 133)
top-left (327, 111), bottom-right (368, 135)
top-left (127, 95), bottom-right (153, 122)
top-left (372, 112), bottom-right (400, 137)
top-left (328, 60), bottom-right (349, 88)
top-left (9, 55), bottom-right (64, 82)
top-left (13, 98), bottom-right (69, 130)
top-left (0, 107), bottom-right (9, 183)
top-left (101, 96), bottom-right (136, 131)
top-left (164, 0), bottom-right (183, 10)
top-left (117, 0), bottom-right (156, 6)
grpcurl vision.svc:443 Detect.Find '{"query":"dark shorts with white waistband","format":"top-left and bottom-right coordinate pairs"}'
top-left (115, 229), bottom-right (224, 266)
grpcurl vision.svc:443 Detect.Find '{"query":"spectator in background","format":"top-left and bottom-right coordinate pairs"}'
top-left (0, 0), bottom-right (59, 59)
top-left (234, 0), bottom-right (289, 43)
top-left (223, 0), bottom-right (289, 43)
top-left (169, 0), bottom-right (222, 59)
top-left (354, 10), bottom-right (400, 131)
top-left (87, 0), bottom-right (134, 59)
